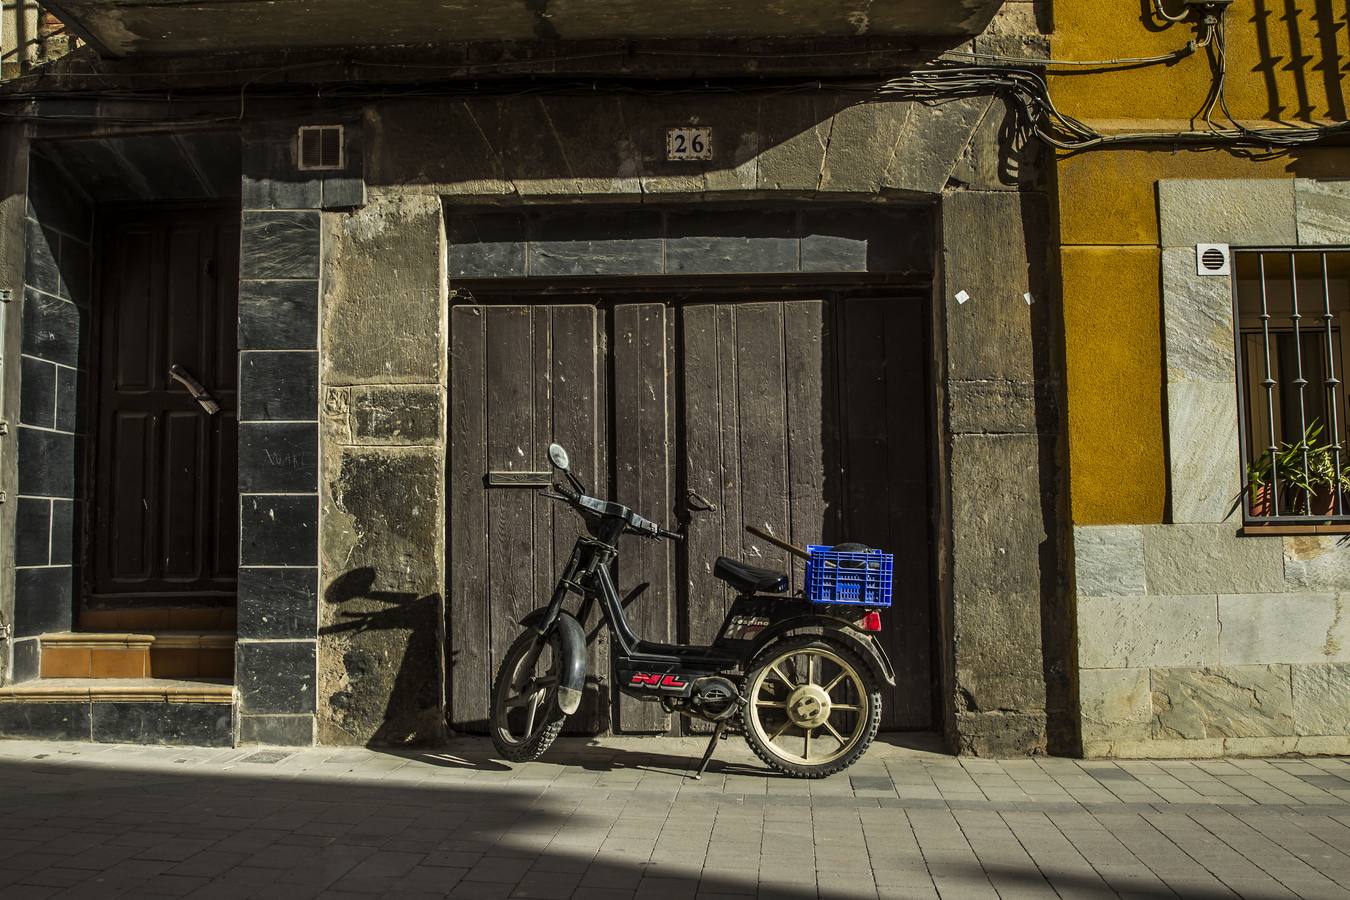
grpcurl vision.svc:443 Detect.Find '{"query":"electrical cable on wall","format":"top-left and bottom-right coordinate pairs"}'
top-left (1, 1), bottom-right (1346, 153)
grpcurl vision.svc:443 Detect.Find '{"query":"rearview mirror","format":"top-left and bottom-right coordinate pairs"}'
top-left (547, 443), bottom-right (570, 471)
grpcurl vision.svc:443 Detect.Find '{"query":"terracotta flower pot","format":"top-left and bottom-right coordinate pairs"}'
top-left (1248, 483), bottom-right (1275, 517)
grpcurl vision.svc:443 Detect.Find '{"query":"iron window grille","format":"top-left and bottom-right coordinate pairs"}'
top-left (1233, 248), bottom-right (1350, 524)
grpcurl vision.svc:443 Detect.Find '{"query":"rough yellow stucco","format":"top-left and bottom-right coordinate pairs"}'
top-left (1050, 2), bottom-right (1348, 525)
top-left (1061, 247), bottom-right (1167, 525)
top-left (1051, 1), bottom-right (1350, 125)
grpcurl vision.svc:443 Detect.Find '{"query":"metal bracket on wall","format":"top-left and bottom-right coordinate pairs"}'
top-left (0, 289), bottom-right (11, 303)
top-left (485, 471), bottom-right (552, 488)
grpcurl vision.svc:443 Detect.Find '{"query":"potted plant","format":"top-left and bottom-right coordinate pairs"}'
top-left (1245, 422), bottom-right (1350, 517)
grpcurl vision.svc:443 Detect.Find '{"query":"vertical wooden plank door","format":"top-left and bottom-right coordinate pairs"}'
top-left (448, 292), bottom-right (933, 734)
top-left (611, 302), bottom-right (675, 733)
top-left (447, 302), bottom-right (609, 733)
top-left (679, 296), bottom-right (932, 731)
top-left (92, 206), bottom-right (239, 605)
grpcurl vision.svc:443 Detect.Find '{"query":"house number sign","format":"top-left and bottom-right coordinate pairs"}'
top-left (666, 127), bottom-right (713, 160)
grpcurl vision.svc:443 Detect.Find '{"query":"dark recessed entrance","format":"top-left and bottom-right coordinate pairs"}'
top-left (90, 205), bottom-right (240, 608)
top-left (447, 287), bottom-right (934, 735)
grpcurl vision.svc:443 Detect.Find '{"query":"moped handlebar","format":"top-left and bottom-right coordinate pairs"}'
top-left (547, 482), bottom-right (682, 542)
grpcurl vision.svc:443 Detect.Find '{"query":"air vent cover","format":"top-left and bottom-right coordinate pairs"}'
top-left (1195, 242), bottom-right (1231, 276)
top-left (297, 125), bottom-right (344, 171)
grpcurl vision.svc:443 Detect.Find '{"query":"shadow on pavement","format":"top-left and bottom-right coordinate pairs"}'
top-left (0, 743), bottom-right (1302, 900)
top-left (379, 731), bottom-right (949, 779)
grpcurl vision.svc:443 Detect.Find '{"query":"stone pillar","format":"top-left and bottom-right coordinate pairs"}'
top-left (235, 124), bottom-right (324, 745)
top-left (318, 190), bottom-right (445, 746)
top-left (235, 113), bottom-right (366, 745)
top-left (0, 123), bottom-right (29, 684)
top-left (9, 151), bottom-right (90, 680)
top-left (939, 186), bottom-right (1067, 756)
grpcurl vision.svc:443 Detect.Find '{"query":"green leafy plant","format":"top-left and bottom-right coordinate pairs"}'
top-left (1245, 422), bottom-right (1350, 516)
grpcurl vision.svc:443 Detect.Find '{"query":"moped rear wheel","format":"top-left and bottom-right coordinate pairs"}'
top-left (490, 628), bottom-right (567, 762)
top-left (742, 636), bottom-right (881, 778)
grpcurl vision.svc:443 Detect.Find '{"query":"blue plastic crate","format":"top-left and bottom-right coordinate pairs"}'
top-left (804, 544), bottom-right (893, 608)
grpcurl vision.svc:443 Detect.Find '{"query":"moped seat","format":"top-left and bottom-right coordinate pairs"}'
top-left (713, 557), bottom-right (789, 595)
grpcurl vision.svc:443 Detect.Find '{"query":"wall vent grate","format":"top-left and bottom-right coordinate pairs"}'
top-left (1195, 242), bottom-right (1231, 276)
top-left (297, 125), bottom-right (344, 171)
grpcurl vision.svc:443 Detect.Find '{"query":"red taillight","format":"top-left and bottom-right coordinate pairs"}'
top-left (860, 610), bottom-right (882, 632)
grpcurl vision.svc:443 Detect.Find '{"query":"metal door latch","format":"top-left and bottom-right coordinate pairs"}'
top-left (169, 364), bottom-right (221, 414)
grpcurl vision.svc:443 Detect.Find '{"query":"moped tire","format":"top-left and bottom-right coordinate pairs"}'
top-left (741, 635), bottom-right (882, 779)
top-left (490, 628), bottom-right (568, 762)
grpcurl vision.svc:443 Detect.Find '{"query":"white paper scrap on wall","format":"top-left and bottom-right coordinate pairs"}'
top-left (955, 290), bottom-right (970, 305)
top-left (1024, 292), bottom-right (1033, 305)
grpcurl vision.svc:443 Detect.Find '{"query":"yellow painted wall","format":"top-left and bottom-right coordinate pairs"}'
top-left (1051, 2), bottom-right (1350, 525)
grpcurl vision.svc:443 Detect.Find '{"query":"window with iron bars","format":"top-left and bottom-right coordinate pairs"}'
top-left (1234, 249), bottom-right (1350, 524)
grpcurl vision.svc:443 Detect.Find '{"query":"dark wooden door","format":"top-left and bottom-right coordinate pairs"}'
top-left (447, 292), bottom-right (933, 734)
top-left (448, 302), bottom-right (610, 733)
top-left (681, 298), bottom-right (932, 730)
top-left (91, 206), bottom-right (239, 605)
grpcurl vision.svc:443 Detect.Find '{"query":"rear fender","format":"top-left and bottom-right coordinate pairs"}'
top-left (749, 615), bottom-right (897, 687)
top-left (517, 608), bottom-right (588, 714)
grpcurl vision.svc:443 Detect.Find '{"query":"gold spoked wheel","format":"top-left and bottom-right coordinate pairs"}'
top-left (743, 637), bottom-right (882, 778)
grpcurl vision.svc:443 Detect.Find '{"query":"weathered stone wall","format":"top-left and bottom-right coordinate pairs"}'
top-left (313, 76), bottom-right (1067, 753)
top-left (1075, 179), bottom-right (1350, 758)
top-left (0, 123), bottom-right (28, 685)
top-left (318, 192), bottom-right (447, 746)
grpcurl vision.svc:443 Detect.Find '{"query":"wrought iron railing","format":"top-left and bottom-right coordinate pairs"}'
top-left (1233, 248), bottom-right (1350, 524)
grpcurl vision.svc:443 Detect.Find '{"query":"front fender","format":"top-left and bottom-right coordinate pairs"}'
top-left (518, 608), bottom-right (588, 715)
top-left (749, 615), bottom-right (897, 688)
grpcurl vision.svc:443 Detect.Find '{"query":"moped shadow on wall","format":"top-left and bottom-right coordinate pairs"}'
top-left (489, 443), bottom-right (897, 779)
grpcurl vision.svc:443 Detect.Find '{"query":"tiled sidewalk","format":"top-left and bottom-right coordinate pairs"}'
top-left (0, 735), bottom-right (1348, 898)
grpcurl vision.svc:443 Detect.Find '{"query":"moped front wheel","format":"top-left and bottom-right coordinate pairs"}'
top-left (742, 636), bottom-right (882, 779)
top-left (490, 628), bottom-right (567, 762)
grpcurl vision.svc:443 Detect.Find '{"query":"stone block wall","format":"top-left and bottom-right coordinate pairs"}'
top-left (1074, 178), bottom-right (1350, 757)
top-left (318, 188), bottom-right (446, 747)
top-left (11, 152), bottom-right (91, 677)
top-left (330, 82), bottom-right (1066, 753)
top-left (1077, 526), bottom-right (1350, 756)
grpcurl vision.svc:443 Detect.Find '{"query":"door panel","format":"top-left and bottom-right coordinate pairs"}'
top-left (447, 303), bottom-right (609, 733)
top-left (612, 303), bottom-right (675, 733)
top-left (447, 291), bottom-right (934, 734)
top-left (92, 207), bottom-right (239, 603)
top-left (836, 299), bottom-right (933, 729)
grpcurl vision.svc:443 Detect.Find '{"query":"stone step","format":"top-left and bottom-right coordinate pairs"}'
top-left (0, 678), bottom-right (234, 703)
top-left (78, 607), bottom-right (236, 631)
top-left (0, 678), bottom-right (235, 745)
top-left (38, 632), bottom-right (235, 679)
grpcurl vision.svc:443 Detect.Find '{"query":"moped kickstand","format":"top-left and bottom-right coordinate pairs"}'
top-left (691, 721), bottom-right (727, 779)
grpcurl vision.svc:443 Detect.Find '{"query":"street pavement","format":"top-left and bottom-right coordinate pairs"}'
top-left (1, 733), bottom-right (1349, 899)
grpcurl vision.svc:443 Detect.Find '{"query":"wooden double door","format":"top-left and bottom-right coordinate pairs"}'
top-left (448, 291), bottom-right (933, 734)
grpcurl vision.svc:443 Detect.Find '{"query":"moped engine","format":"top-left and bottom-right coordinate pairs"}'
top-left (688, 676), bottom-right (743, 722)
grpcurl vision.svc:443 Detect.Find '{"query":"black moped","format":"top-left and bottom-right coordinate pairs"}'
top-left (489, 443), bottom-right (897, 779)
